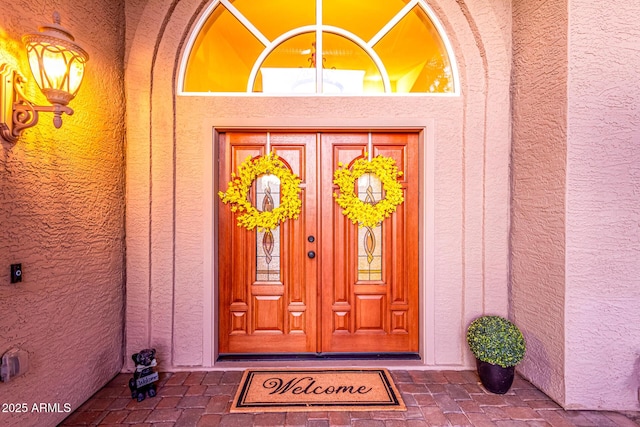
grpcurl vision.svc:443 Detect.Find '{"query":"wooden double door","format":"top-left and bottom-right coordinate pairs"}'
top-left (218, 132), bottom-right (419, 355)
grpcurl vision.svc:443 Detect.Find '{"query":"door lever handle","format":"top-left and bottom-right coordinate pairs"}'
top-left (307, 251), bottom-right (316, 259)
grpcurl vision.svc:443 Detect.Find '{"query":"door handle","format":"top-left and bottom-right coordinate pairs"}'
top-left (307, 251), bottom-right (316, 259)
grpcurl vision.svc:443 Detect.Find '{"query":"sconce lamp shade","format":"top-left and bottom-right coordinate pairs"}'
top-left (22, 12), bottom-right (89, 106)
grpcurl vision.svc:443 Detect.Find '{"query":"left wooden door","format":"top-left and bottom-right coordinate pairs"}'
top-left (218, 132), bottom-right (318, 354)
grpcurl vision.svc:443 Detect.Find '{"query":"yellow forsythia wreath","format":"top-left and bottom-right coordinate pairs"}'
top-left (333, 155), bottom-right (404, 228)
top-left (218, 152), bottom-right (302, 231)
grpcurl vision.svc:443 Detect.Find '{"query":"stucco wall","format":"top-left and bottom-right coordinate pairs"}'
top-left (0, 1), bottom-right (126, 426)
top-left (564, 0), bottom-right (640, 410)
top-left (124, 0), bottom-right (511, 371)
top-left (511, 0), bottom-right (568, 405)
top-left (512, 0), bottom-right (640, 411)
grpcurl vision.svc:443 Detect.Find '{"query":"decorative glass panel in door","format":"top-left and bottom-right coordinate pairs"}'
top-left (255, 174), bottom-right (281, 282)
top-left (357, 173), bottom-right (383, 281)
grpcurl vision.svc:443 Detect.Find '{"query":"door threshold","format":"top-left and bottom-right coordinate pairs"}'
top-left (217, 352), bottom-right (421, 362)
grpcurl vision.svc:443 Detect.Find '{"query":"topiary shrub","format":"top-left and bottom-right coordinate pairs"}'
top-left (466, 315), bottom-right (526, 368)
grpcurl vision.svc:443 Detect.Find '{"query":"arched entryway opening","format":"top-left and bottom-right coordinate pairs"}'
top-left (124, 0), bottom-right (511, 370)
top-left (178, 0), bottom-right (457, 360)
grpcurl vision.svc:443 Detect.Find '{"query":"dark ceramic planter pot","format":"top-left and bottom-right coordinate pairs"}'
top-left (476, 359), bottom-right (515, 394)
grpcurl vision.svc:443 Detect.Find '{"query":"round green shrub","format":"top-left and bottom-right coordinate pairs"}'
top-left (466, 315), bottom-right (526, 368)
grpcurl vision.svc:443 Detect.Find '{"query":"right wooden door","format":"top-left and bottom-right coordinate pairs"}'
top-left (319, 133), bottom-right (419, 353)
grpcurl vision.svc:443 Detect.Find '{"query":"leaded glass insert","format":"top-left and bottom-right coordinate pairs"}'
top-left (255, 174), bottom-right (281, 282)
top-left (357, 173), bottom-right (383, 281)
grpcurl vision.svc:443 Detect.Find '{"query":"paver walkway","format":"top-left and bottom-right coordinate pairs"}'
top-left (60, 370), bottom-right (640, 426)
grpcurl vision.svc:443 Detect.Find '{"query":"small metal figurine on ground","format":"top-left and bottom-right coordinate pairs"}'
top-left (129, 348), bottom-right (159, 402)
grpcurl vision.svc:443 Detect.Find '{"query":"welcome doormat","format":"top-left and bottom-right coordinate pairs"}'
top-left (230, 368), bottom-right (406, 412)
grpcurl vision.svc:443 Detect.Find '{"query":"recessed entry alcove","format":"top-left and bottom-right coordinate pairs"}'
top-left (125, 0), bottom-right (511, 371)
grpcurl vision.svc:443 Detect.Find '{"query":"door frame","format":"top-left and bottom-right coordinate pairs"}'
top-left (203, 118), bottom-right (435, 367)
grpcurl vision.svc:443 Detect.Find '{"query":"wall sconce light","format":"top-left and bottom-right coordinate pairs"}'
top-left (0, 12), bottom-right (89, 143)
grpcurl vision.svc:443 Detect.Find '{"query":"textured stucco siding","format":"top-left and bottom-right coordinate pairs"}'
top-left (511, 0), bottom-right (568, 405)
top-left (124, 0), bottom-right (511, 371)
top-left (0, 2), bottom-right (126, 426)
top-left (565, 0), bottom-right (640, 410)
top-left (512, 0), bottom-right (640, 411)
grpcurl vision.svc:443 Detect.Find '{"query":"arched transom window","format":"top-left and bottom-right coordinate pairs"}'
top-left (180, 0), bottom-right (457, 95)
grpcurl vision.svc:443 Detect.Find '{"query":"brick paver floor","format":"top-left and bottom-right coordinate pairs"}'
top-left (60, 370), bottom-right (640, 426)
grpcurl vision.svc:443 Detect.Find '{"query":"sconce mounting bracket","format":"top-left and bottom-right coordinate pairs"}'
top-left (0, 63), bottom-right (23, 143)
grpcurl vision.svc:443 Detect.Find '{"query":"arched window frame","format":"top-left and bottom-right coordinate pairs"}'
top-left (177, 0), bottom-right (460, 96)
